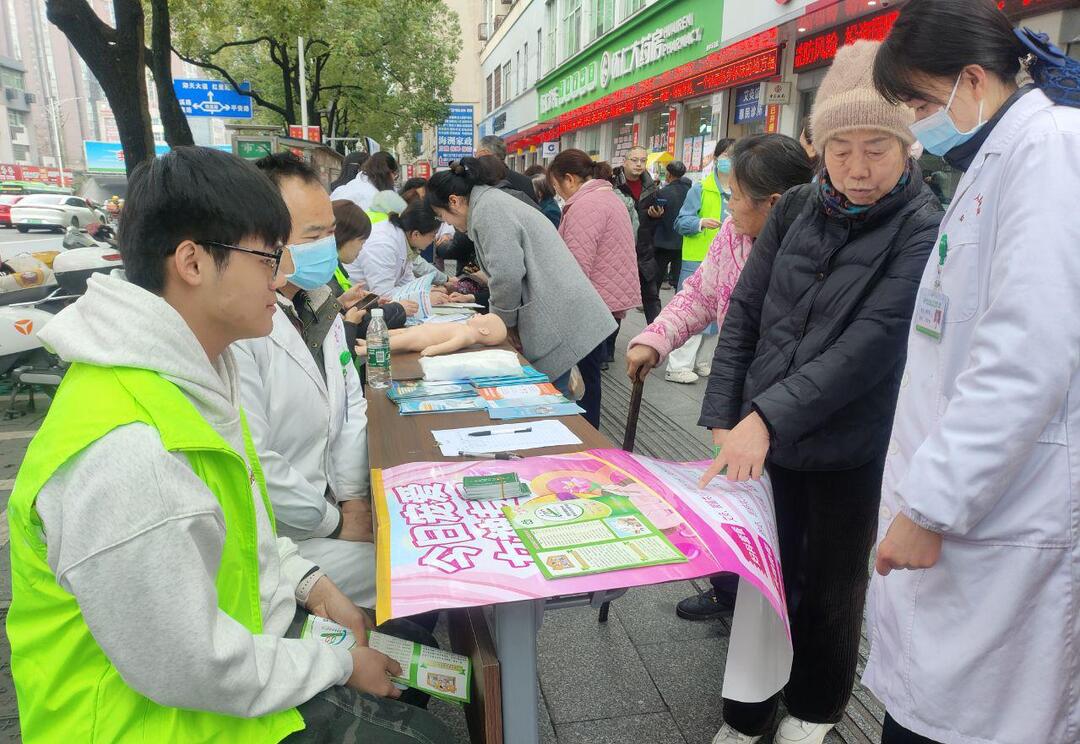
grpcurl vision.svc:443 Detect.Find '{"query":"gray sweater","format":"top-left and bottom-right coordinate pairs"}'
top-left (467, 185), bottom-right (615, 378)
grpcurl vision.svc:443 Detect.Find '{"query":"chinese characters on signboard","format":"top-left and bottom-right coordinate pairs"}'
top-left (436, 105), bottom-right (475, 168)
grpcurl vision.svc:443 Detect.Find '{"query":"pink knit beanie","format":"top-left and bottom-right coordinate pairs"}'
top-left (810, 40), bottom-right (915, 147)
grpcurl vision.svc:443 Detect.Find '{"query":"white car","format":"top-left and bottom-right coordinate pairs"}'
top-left (12, 195), bottom-right (108, 233)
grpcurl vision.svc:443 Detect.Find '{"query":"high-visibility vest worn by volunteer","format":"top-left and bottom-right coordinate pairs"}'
top-left (681, 170), bottom-right (725, 263)
top-left (336, 210), bottom-right (388, 293)
top-left (6, 363), bottom-right (305, 743)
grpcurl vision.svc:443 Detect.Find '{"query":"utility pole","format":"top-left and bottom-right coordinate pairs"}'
top-left (298, 36), bottom-right (308, 135)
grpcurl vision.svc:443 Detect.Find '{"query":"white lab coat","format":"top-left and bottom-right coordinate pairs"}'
top-left (232, 295), bottom-right (376, 607)
top-left (864, 89), bottom-right (1080, 744)
top-left (345, 219), bottom-right (410, 295)
top-left (330, 171), bottom-right (378, 211)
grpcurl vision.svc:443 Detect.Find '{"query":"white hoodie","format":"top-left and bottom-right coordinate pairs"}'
top-left (33, 274), bottom-right (353, 716)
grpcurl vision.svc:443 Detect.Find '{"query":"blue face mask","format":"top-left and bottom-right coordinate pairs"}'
top-left (716, 157), bottom-right (733, 175)
top-left (285, 234), bottom-right (339, 290)
top-left (909, 73), bottom-right (985, 156)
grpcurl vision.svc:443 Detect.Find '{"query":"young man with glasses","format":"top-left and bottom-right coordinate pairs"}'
top-left (6, 146), bottom-right (449, 742)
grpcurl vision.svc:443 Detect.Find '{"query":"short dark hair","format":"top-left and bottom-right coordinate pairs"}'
top-left (255, 151), bottom-right (323, 189)
top-left (732, 134), bottom-right (814, 203)
top-left (330, 150), bottom-right (369, 191)
top-left (332, 200), bottom-right (372, 246)
top-left (666, 161), bottom-right (687, 179)
top-left (399, 177), bottom-right (428, 195)
top-left (477, 154), bottom-right (509, 182)
top-left (120, 146), bottom-right (290, 293)
top-left (714, 138), bottom-right (736, 158)
top-left (874, 0), bottom-right (1025, 105)
top-left (478, 135), bottom-right (507, 160)
top-left (523, 164), bottom-right (547, 177)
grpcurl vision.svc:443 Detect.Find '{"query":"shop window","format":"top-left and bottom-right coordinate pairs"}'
top-left (644, 108), bottom-right (670, 153)
top-left (494, 68), bottom-right (502, 109)
top-left (591, 0), bottom-right (615, 41)
top-left (502, 62), bottom-right (513, 102)
top-left (680, 102), bottom-right (714, 172)
top-left (486, 74), bottom-right (494, 114)
top-left (916, 153), bottom-right (960, 209)
top-left (12, 145), bottom-right (29, 162)
top-left (564, 0), bottom-right (583, 58)
top-left (0, 68), bottom-right (24, 90)
top-left (581, 126), bottom-right (601, 158)
top-left (611, 117), bottom-right (635, 166)
top-left (619, 0), bottom-right (647, 22)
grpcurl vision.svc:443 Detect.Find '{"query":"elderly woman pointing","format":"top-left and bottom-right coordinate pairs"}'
top-left (699, 41), bottom-right (942, 744)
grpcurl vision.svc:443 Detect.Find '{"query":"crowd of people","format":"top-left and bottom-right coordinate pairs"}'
top-left (4, 1), bottom-right (1079, 743)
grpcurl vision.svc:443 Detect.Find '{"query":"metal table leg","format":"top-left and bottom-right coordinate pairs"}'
top-left (493, 599), bottom-right (544, 744)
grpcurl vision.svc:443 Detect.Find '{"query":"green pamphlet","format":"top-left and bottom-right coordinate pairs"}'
top-left (300, 616), bottom-right (472, 704)
top-left (502, 492), bottom-right (687, 579)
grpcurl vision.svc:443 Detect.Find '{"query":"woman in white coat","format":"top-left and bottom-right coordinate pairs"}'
top-left (866, 2), bottom-right (1080, 743)
top-left (345, 201), bottom-right (441, 296)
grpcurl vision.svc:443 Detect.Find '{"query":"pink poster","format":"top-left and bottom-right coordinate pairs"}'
top-left (373, 449), bottom-right (787, 637)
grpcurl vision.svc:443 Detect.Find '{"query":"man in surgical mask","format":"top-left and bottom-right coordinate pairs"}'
top-left (232, 152), bottom-right (378, 608)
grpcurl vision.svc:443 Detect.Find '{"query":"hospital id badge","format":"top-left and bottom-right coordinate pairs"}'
top-left (914, 287), bottom-right (948, 341)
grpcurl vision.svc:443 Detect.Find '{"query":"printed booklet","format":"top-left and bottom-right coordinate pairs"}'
top-left (300, 615), bottom-right (472, 704)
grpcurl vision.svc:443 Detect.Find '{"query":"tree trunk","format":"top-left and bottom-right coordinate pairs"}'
top-left (148, 0), bottom-right (194, 149)
top-left (46, 0), bottom-right (155, 175)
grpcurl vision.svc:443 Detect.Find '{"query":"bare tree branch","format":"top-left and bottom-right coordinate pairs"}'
top-left (172, 45), bottom-right (290, 120)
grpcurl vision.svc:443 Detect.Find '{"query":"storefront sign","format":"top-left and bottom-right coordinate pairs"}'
top-left (0, 163), bottom-right (74, 184)
top-left (235, 138), bottom-right (274, 161)
top-left (760, 81), bottom-right (790, 106)
top-left (493, 113), bottom-right (507, 133)
top-left (555, 47), bottom-right (781, 137)
top-left (538, 0), bottom-right (722, 119)
top-left (765, 105), bottom-right (780, 134)
top-left (734, 84), bottom-right (765, 124)
top-left (415, 162), bottom-right (431, 179)
top-left (436, 104), bottom-right (475, 168)
top-left (998, 0), bottom-right (1078, 17)
top-left (666, 107), bottom-right (678, 157)
top-left (793, 9), bottom-right (900, 72)
top-left (288, 125), bottom-right (322, 143)
top-left (541, 141), bottom-right (559, 158)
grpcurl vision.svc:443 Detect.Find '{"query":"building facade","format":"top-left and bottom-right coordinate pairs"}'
top-left (475, 0), bottom-right (1079, 177)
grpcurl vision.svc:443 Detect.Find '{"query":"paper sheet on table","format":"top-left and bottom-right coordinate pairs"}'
top-left (433, 419), bottom-right (582, 456)
top-left (388, 273), bottom-right (435, 320)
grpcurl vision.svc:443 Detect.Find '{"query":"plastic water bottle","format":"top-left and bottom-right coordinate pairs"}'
top-left (366, 309), bottom-right (391, 389)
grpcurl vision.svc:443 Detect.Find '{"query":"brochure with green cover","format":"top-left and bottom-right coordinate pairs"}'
top-left (502, 492), bottom-right (687, 579)
top-left (300, 616), bottom-right (472, 704)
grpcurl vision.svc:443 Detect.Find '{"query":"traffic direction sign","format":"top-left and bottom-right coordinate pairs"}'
top-left (173, 79), bottom-right (253, 119)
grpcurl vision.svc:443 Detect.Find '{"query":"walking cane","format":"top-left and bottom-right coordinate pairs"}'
top-left (598, 377), bottom-right (646, 624)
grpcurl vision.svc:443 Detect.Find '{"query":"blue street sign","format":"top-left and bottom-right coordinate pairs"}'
top-left (436, 104), bottom-right (474, 168)
top-left (173, 79), bottom-right (253, 119)
top-left (733, 84), bottom-right (764, 125)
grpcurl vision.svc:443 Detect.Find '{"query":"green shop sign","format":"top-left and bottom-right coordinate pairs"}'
top-left (537, 0), bottom-right (724, 119)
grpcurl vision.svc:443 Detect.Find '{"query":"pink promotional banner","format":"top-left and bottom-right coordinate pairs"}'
top-left (372, 449), bottom-right (788, 631)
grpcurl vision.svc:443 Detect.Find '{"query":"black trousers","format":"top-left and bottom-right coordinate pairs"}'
top-left (882, 714), bottom-right (942, 744)
top-left (576, 340), bottom-right (606, 429)
top-left (723, 456), bottom-right (884, 735)
top-left (640, 269), bottom-right (661, 325)
top-left (605, 316), bottom-right (621, 362)
top-left (655, 248), bottom-right (681, 287)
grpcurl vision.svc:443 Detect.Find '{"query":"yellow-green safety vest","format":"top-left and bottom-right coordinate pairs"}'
top-left (681, 170), bottom-right (725, 263)
top-left (6, 363), bottom-right (305, 743)
top-left (334, 210), bottom-right (387, 292)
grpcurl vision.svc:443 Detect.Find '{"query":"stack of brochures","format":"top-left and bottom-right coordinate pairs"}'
top-left (461, 473), bottom-right (531, 500)
top-left (387, 380), bottom-right (485, 416)
top-left (475, 382), bottom-right (585, 420)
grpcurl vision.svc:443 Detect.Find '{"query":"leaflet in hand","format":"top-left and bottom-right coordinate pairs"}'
top-left (300, 616), bottom-right (472, 704)
top-left (502, 492), bottom-right (687, 579)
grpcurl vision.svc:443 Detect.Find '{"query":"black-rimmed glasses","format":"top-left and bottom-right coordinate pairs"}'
top-left (201, 240), bottom-right (284, 275)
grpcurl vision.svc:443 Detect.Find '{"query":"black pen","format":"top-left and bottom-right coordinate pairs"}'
top-left (467, 427), bottom-right (533, 437)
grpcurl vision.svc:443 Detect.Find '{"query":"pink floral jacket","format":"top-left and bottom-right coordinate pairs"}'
top-left (630, 216), bottom-right (753, 362)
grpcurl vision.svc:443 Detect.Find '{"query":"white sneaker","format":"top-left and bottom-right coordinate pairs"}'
top-left (774, 716), bottom-right (835, 744)
top-left (695, 363), bottom-right (712, 377)
top-left (665, 369), bottom-right (699, 384)
top-left (711, 723), bottom-right (762, 744)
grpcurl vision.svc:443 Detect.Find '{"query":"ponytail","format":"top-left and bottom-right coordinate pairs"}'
top-left (426, 156), bottom-right (497, 209)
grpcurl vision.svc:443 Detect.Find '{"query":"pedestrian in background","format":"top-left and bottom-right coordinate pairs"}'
top-left (667, 138), bottom-right (736, 383)
top-left (426, 157), bottom-right (615, 427)
top-left (549, 149), bottom-right (641, 378)
top-left (700, 41), bottom-right (942, 744)
top-left (329, 149), bottom-right (369, 193)
top-left (532, 173), bottom-right (562, 229)
top-left (649, 160), bottom-right (692, 294)
top-left (613, 145), bottom-right (663, 327)
top-left (867, 1), bottom-right (1080, 742)
top-left (476, 134), bottom-right (536, 197)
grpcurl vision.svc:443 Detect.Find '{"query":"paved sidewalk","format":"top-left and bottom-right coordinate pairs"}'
top-left (0, 297), bottom-right (887, 743)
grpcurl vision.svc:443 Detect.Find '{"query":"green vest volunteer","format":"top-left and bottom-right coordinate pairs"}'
top-left (679, 171), bottom-right (725, 262)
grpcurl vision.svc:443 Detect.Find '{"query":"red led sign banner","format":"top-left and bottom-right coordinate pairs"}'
top-left (793, 9), bottom-right (899, 72)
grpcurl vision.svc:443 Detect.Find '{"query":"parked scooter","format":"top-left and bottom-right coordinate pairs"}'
top-left (57, 223), bottom-right (123, 294)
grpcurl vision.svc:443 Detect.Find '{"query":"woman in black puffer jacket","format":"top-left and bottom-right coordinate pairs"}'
top-left (701, 41), bottom-right (943, 744)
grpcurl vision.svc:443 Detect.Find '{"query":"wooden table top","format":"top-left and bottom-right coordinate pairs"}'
top-left (365, 343), bottom-right (613, 469)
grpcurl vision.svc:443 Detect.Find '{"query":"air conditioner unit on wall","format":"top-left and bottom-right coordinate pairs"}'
top-left (23, 92), bottom-right (34, 104)
top-left (494, 14), bottom-right (507, 31)
top-left (478, 22), bottom-right (490, 41)
top-left (4, 88), bottom-right (16, 101)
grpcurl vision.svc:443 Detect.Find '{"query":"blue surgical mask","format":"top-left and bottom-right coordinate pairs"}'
top-left (286, 234), bottom-right (339, 290)
top-left (716, 157), bottom-right (733, 175)
top-left (909, 73), bottom-right (985, 156)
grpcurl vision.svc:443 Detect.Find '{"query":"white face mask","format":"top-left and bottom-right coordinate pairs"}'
top-left (908, 73), bottom-right (985, 156)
